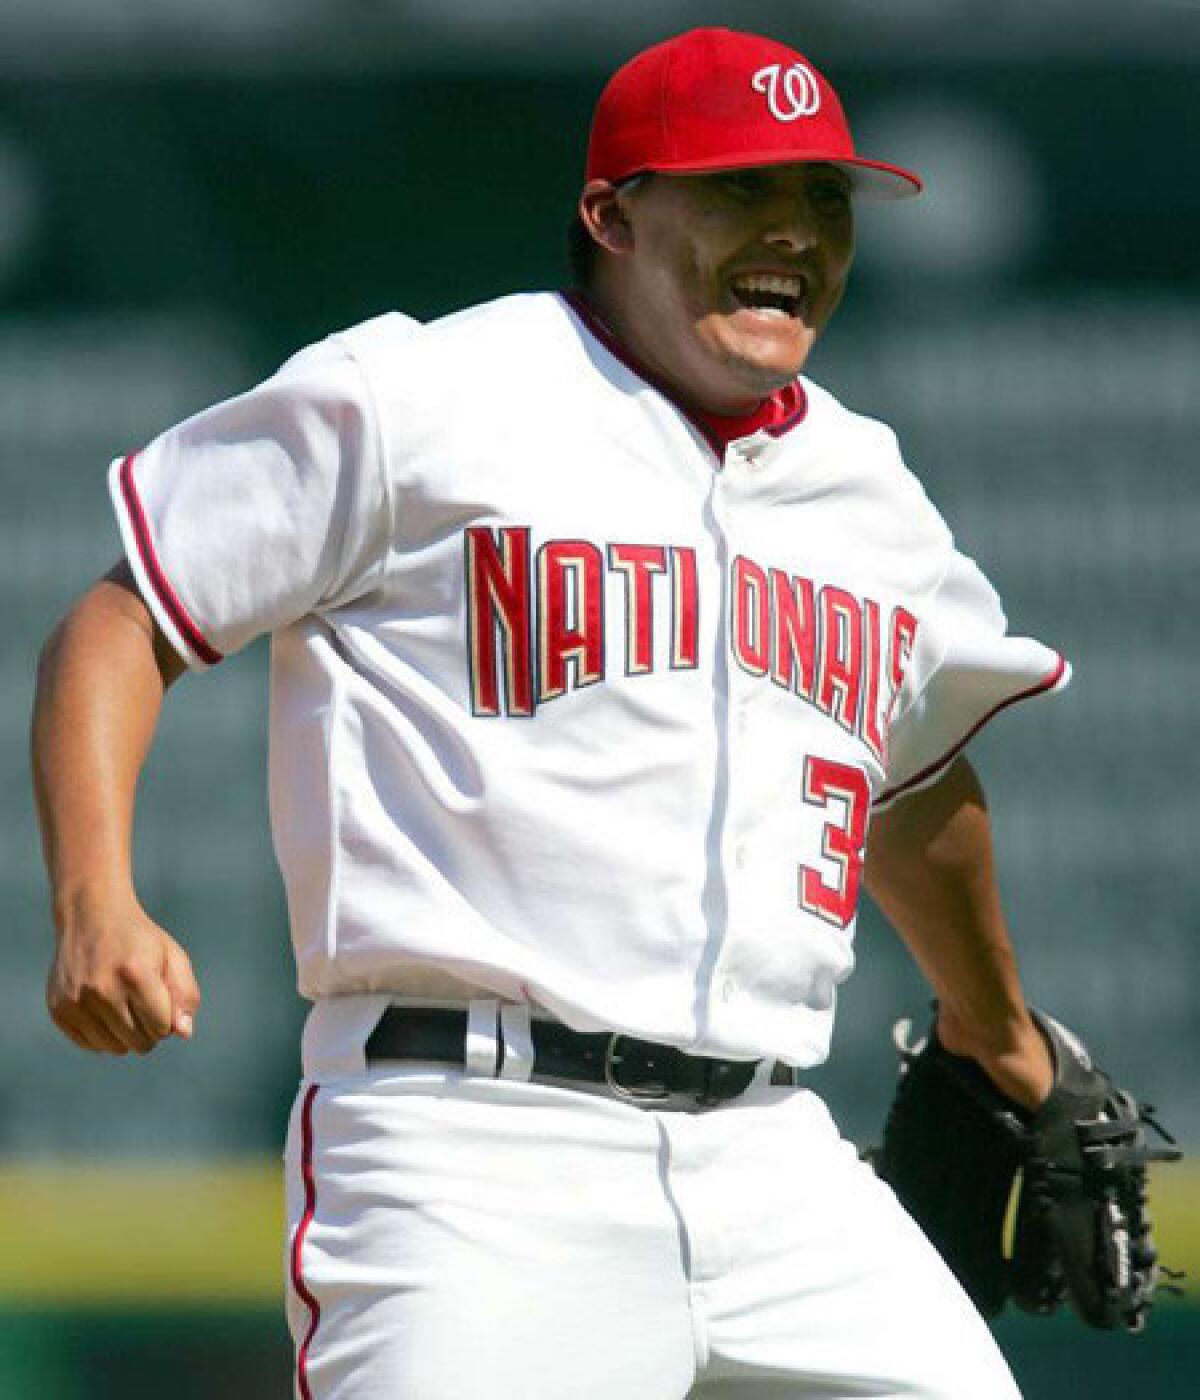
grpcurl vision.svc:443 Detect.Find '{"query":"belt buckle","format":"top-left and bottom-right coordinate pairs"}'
top-left (603, 1034), bottom-right (672, 1102)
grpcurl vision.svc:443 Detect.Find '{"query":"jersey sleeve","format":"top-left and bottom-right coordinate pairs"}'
top-left (876, 550), bottom-right (1070, 808)
top-left (108, 335), bottom-right (392, 669)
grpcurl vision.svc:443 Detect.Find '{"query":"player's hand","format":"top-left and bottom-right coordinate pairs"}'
top-left (47, 895), bottom-right (201, 1055)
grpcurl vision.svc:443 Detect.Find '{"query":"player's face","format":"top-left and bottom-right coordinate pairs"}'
top-left (598, 164), bottom-right (854, 415)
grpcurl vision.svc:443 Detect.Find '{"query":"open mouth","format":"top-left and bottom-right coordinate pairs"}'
top-left (728, 271), bottom-right (808, 319)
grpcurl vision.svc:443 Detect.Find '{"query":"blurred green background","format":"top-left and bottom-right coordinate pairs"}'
top-left (2, 2), bottom-right (1197, 1395)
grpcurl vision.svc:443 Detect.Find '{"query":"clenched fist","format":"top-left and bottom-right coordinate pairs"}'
top-left (47, 895), bottom-right (201, 1055)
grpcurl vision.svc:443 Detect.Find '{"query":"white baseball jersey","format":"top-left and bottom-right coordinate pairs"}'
top-left (110, 291), bottom-right (1067, 1067)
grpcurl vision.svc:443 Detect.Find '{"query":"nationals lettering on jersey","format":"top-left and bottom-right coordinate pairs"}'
top-left (464, 525), bottom-right (917, 765)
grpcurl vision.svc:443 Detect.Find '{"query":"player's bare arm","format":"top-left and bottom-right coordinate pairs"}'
top-left (32, 560), bottom-right (199, 1056)
top-left (864, 753), bottom-right (1052, 1110)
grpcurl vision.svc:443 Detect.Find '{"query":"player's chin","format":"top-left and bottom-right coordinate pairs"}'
top-left (725, 333), bottom-right (813, 392)
top-left (719, 309), bottom-right (814, 383)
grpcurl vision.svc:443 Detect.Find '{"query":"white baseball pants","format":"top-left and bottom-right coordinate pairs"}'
top-left (284, 1050), bottom-right (1021, 1397)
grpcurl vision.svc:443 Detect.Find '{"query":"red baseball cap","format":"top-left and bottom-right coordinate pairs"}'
top-left (586, 27), bottom-right (922, 201)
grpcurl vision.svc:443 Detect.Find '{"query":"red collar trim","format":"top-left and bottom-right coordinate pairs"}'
top-left (560, 289), bottom-right (807, 456)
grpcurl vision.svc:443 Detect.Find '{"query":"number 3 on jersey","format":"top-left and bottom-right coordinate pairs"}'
top-left (799, 756), bottom-right (870, 928)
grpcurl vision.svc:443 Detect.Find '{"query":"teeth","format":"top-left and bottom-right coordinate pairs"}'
top-left (731, 273), bottom-right (805, 298)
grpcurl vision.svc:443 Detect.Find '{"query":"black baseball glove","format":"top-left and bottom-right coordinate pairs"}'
top-left (872, 1008), bottom-right (1181, 1330)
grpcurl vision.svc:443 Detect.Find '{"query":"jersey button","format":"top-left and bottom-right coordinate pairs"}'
top-left (734, 844), bottom-right (747, 869)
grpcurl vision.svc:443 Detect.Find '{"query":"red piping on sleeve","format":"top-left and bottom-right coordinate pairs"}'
top-left (117, 453), bottom-right (223, 666)
top-left (291, 1084), bottom-right (322, 1400)
top-left (876, 654), bottom-right (1068, 807)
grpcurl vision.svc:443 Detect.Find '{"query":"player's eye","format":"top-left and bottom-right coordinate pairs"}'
top-left (807, 177), bottom-right (852, 214)
top-left (715, 171), bottom-right (770, 201)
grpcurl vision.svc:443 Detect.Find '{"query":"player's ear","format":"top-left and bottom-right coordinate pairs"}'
top-left (579, 180), bottom-right (636, 257)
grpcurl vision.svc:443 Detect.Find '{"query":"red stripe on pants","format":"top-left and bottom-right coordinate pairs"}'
top-left (291, 1085), bottom-right (322, 1400)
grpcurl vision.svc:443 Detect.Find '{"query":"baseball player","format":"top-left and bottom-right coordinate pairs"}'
top-left (33, 27), bottom-right (1069, 1398)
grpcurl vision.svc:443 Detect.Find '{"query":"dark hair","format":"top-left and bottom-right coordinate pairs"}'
top-left (566, 213), bottom-right (599, 290)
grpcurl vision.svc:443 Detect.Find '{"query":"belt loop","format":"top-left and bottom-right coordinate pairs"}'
top-left (761, 1059), bottom-right (798, 1089)
top-left (498, 1003), bottom-right (535, 1082)
top-left (465, 999), bottom-right (502, 1077)
top-left (752, 1058), bottom-right (779, 1089)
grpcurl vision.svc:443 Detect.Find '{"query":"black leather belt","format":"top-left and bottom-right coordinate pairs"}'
top-left (366, 1007), bottom-right (792, 1106)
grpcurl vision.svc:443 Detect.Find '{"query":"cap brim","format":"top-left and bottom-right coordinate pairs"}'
top-left (628, 150), bottom-right (922, 202)
top-left (831, 157), bottom-right (923, 203)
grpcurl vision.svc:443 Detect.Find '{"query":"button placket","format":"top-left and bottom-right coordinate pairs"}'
top-left (716, 658), bottom-right (756, 1031)
top-left (701, 467), bottom-right (740, 1035)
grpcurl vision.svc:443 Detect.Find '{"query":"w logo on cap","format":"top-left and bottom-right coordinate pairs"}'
top-left (752, 63), bottom-right (821, 122)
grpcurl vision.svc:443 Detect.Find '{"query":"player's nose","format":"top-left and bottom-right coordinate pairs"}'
top-left (760, 196), bottom-right (820, 255)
